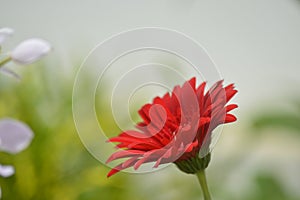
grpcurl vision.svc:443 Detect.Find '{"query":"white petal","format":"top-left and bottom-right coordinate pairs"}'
top-left (0, 164), bottom-right (14, 178)
top-left (0, 118), bottom-right (34, 154)
top-left (0, 28), bottom-right (14, 45)
top-left (11, 38), bottom-right (51, 65)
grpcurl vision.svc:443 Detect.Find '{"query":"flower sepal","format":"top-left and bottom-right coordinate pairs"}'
top-left (175, 153), bottom-right (211, 174)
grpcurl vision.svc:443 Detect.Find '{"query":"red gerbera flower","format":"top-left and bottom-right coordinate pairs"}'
top-left (106, 77), bottom-right (238, 177)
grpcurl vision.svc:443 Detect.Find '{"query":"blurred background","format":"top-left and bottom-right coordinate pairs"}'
top-left (1, 0), bottom-right (300, 199)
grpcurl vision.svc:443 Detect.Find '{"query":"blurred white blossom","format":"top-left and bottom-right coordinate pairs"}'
top-left (0, 165), bottom-right (14, 178)
top-left (0, 119), bottom-right (32, 199)
top-left (0, 28), bottom-right (14, 45)
top-left (11, 38), bottom-right (51, 65)
top-left (0, 118), bottom-right (34, 154)
top-left (0, 28), bottom-right (42, 199)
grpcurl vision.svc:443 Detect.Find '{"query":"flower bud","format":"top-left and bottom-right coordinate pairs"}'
top-left (11, 38), bottom-right (51, 65)
top-left (0, 27), bottom-right (14, 45)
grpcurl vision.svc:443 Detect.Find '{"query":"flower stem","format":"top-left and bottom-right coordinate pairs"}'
top-left (0, 56), bottom-right (12, 68)
top-left (196, 170), bottom-right (212, 200)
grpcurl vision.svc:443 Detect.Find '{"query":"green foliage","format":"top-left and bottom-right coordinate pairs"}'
top-left (0, 65), bottom-right (128, 200)
top-left (245, 174), bottom-right (294, 200)
top-left (253, 113), bottom-right (300, 133)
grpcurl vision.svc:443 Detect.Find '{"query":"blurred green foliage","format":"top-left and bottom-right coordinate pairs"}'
top-left (249, 102), bottom-right (300, 200)
top-left (253, 103), bottom-right (300, 133)
top-left (246, 174), bottom-right (292, 200)
top-left (0, 65), bottom-right (128, 200)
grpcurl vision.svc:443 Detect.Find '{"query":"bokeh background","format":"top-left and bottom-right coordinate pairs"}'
top-left (1, 0), bottom-right (300, 199)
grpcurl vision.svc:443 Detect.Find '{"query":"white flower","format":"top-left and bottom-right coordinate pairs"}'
top-left (11, 38), bottom-right (51, 65)
top-left (0, 28), bottom-right (14, 45)
top-left (0, 118), bottom-right (33, 154)
top-left (0, 165), bottom-right (14, 178)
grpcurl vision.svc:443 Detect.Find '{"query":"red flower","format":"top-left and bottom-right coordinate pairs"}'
top-left (106, 77), bottom-right (238, 177)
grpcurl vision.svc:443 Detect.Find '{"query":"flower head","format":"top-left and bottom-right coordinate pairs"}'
top-left (106, 77), bottom-right (238, 177)
top-left (11, 38), bottom-right (51, 65)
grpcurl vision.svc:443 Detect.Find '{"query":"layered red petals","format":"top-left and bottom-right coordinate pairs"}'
top-left (106, 77), bottom-right (238, 177)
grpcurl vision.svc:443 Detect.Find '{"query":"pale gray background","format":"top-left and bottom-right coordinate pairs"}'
top-left (1, 0), bottom-right (300, 111)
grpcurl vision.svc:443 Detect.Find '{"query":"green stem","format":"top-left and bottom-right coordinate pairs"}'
top-left (0, 56), bottom-right (12, 68)
top-left (196, 170), bottom-right (212, 200)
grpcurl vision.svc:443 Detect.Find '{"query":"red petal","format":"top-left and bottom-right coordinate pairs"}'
top-left (106, 150), bottom-right (144, 163)
top-left (225, 114), bottom-right (237, 123)
top-left (188, 77), bottom-right (196, 91)
top-left (133, 149), bottom-right (166, 169)
top-left (138, 104), bottom-right (152, 124)
top-left (199, 117), bottom-right (211, 126)
top-left (225, 84), bottom-right (238, 102)
top-left (107, 168), bottom-right (120, 178)
top-left (107, 157), bottom-right (138, 178)
top-left (196, 82), bottom-right (206, 112)
top-left (226, 104), bottom-right (238, 112)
